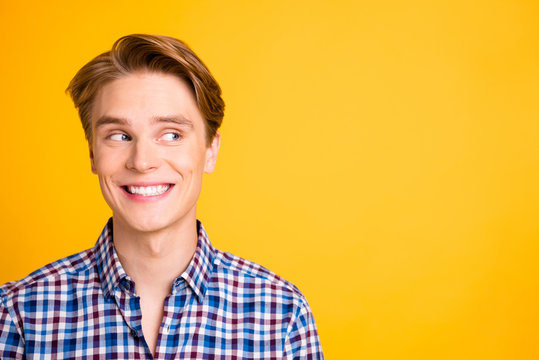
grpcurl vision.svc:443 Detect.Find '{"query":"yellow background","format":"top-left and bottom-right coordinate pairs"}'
top-left (1, 1), bottom-right (538, 358)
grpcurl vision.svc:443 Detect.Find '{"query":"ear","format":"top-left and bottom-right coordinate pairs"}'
top-left (204, 132), bottom-right (221, 173)
top-left (89, 145), bottom-right (97, 174)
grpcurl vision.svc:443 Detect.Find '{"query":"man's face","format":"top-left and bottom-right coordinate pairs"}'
top-left (90, 72), bottom-right (220, 234)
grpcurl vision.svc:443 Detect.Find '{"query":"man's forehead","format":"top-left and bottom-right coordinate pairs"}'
top-left (92, 72), bottom-right (199, 114)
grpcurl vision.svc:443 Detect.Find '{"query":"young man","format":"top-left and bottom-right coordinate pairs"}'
top-left (0, 34), bottom-right (323, 359)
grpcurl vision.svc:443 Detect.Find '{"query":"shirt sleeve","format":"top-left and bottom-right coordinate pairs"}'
top-left (0, 296), bottom-right (25, 360)
top-left (284, 300), bottom-right (324, 359)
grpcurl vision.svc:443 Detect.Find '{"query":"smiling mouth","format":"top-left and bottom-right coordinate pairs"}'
top-left (122, 184), bottom-right (173, 196)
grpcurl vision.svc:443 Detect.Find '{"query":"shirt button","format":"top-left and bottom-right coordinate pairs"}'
top-left (123, 281), bottom-right (131, 291)
top-left (130, 328), bottom-right (138, 338)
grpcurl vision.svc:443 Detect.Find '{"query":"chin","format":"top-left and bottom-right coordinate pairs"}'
top-left (110, 200), bottom-right (197, 234)
top-left (115, 212), bottom-right (175, 234)
top-left (130, 221), bottom-right (166, 233)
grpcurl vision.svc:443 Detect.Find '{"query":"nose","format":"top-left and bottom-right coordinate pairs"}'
top-left (125, 138), bottom-right (160, 173)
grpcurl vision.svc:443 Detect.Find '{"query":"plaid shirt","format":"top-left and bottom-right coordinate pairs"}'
top-left (0, 219), bottom-right (323, 359)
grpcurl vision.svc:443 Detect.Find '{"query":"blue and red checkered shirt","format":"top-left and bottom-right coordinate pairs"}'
top-left (0, 218), bottom-right (323, 359)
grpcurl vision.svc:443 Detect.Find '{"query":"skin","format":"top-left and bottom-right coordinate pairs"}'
top-left (89, 71), bottom-right (220, 355)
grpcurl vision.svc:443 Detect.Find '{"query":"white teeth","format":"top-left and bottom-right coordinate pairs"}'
top-left (127, 184), bottom-right (170, 196)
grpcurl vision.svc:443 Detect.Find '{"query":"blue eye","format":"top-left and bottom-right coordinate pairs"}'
top-left (161, 132), bottom-right (181, 141)
top-left (109, 133), bottom-right (130, 141)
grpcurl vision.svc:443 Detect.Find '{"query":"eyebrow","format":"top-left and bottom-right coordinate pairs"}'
top-left (94, 115), bottom-right (194, 129)
top-left (153, 116), bottom-right (194, 128)
top-left (94, 116), bottom-right (129, 129)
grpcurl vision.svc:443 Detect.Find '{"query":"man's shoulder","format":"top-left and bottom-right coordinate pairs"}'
top-left (211, 248), bottom-right (308, 306)
top-left (0, 246), bottom-right (96, 302)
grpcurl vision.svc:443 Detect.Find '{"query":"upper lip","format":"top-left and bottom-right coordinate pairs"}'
top-left (121, 182), bottom-right (174, 187)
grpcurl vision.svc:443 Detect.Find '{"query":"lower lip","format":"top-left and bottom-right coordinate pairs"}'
top-left (120, 185), bottom-right (175, 202)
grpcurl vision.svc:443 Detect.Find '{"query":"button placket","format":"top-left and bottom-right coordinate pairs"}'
top-left (113, 285), bottom-right (144, 347)
top-left (163, 318), bottom-right (171, 334)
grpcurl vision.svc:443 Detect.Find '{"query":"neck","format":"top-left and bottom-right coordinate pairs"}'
top-left (112, 215), bottom-right (199, 296)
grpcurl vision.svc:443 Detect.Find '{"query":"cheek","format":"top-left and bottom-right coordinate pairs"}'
top-left (168, 158), bottom-right (204, 179)
top-left (93, 150), bottom-right (126, 176)
top-left (166, 145), bottom-right (207, 174)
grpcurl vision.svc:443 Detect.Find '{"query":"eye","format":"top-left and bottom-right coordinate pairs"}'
top-left (109, 133), bottom-right (131, 141)
top-left (161, 132), bottom-right (181, 141)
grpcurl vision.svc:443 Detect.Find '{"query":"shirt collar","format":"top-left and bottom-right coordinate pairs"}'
top-left (178, 220), bottom-right (216, 301)
top-left (95, 217), bottom-right (216, 302)
top-left (95, 218), bottom-right (127, 299)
